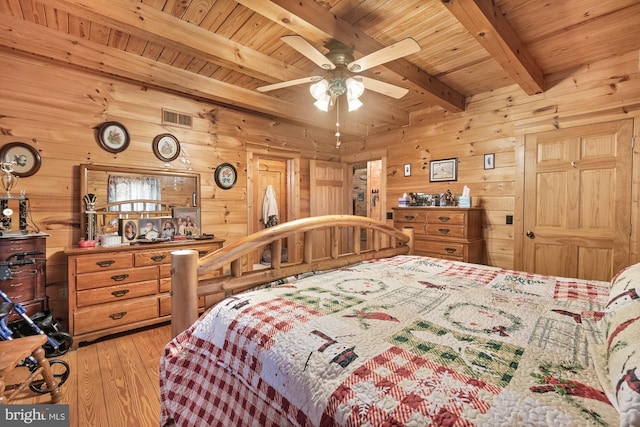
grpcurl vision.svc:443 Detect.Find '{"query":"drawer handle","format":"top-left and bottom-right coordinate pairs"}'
top-left (109, 311), bottom-right (127, 320)
top-left (404, 215), bottom-right (415, 220)
top-left (445, 247), bottom-right (457, 254)
top-left (96, 260), bottom-right (116, 268)
top-left (438, 216), bottom-right (450, 222)
top-left (111, 289), bottom-right (130, 297)
top-left (438, 228), bottom-right (450, 234)
top-left (198, 250), bottom-right (210, 257)
top-left (151, 255), bottom-right (167, 262)
top-left (10, 282), bottom-right (24, 287)
top-left (110, 274), bottom-right (129, 282)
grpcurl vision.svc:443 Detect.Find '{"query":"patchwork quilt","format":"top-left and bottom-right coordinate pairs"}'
top-left (160, 255), bottom-right (624, 426)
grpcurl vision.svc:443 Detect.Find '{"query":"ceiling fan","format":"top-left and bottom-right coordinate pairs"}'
top-left (257, 35), bottom-right (421, 112)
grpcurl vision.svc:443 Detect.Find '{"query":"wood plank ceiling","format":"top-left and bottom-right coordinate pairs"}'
top-left (0, 0), bottom-right (639, 143)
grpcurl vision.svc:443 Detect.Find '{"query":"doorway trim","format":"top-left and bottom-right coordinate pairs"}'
top-left (341, 149), bottom-right (388, 223)
top-left (246, 144), bottom-right (301, 268)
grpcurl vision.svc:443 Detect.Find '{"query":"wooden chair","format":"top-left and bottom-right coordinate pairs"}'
top-left (0, 335), bottom-right (62, 403)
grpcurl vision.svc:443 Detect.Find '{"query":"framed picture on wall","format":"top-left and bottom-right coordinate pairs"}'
top-left (172, 207), bottom-right (201, 237)
top-left (484, 153), bottom-right (495, 170)
top-left (429, 158), bottom-right (458, 182)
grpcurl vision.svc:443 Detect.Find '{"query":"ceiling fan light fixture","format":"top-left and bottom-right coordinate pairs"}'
top-left (310, 79), bottom-right (331, 111)
top-left (346, 77), bottom-right (365, 111)
top-left (314, 97), bottom-right (330, 112)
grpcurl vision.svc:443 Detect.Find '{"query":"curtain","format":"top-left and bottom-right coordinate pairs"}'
top-left (107, 176), bottom-right (162, 211)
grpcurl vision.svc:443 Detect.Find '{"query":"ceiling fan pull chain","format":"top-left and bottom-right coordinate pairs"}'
top-left (335, 101), bottom-right (341, 148)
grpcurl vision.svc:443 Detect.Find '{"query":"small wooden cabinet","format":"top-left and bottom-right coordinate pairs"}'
top-left (65, 239), bottom-right (223, 345)
top-left (393, 207), bottom-right (484, 264)
top-left (0, 234), bottom-right (48, 322)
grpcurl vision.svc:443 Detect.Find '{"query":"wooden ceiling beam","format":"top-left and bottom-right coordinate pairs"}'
top-left (46, 0), bottom-right (409, 129)
top-left (237, 0), bottom-right (467, 113)
top-left (0, 15), bottom-right (369, 137)
top-left (48, 0), bottom-right (301, 84)
top-left (441, 0), bottom-right (544, 95)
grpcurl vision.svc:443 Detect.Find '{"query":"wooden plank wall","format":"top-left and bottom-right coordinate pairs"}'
top-left (0, 48), bottom-right (339, 292)
top-left (341, 50), bottom-right (640, 269)
top-left (1, 46), bottom-right (640, 302)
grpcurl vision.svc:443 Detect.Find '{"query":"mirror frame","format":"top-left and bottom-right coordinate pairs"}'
top-left (79, 163), bottom-right (201, 239)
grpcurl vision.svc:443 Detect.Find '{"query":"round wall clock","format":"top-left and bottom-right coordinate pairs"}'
top-left (152, 133), bottom-right (181, 162)
top-left (0, 142), bottom-right (42, 177)
top-left (214, 163), bottom-right (237, 190)
top-left (96, 121), bottom-right (130, 153)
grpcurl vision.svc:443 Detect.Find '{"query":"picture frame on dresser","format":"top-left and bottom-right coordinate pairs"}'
top-left (172, 207), bottom-right (200, 237)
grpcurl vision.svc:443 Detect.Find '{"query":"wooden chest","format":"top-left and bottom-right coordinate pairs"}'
top-left (65, 239), bottom-right (223, 345)
top-left (0, 234), bottom-right (48, 322)
top-left (393, 207), bottom-right (484, 263)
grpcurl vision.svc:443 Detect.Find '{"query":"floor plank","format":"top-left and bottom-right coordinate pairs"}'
top-left (4, 324), bottom-right (172, 427)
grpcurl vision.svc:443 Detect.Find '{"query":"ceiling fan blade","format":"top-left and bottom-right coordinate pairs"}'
top-left (281, 35), bottom-right (336, 70)
top-left (360, 76), bottom-right (409, 99)
top-left (348, 38), bottom-right (420, 72)
top-left (257, 76), bottom-right (323, 92)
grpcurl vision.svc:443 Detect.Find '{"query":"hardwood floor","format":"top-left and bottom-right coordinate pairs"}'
top-left (5, 324), bottom-right (172, 427)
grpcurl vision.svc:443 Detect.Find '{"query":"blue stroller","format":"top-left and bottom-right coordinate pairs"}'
top-left (0, 254), bottom-right (71, 393)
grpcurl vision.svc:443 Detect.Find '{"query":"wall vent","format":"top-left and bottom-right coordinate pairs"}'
top-left (162, 108), bottom-right (193, 128)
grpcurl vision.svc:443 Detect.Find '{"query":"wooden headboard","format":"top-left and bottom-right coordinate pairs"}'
top-left (170, 215), bottom-right (411, 336)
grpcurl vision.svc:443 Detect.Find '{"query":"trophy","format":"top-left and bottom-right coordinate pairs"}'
top-left (83, 193), bottom-right (98, 241)
top-left (0, 162), bottom-right (18, 197)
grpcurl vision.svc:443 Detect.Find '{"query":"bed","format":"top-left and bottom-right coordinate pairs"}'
top-left (160, 215), bottom-right (640, 426)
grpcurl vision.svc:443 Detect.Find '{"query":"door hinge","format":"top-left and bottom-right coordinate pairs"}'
top-left (633, 136), bottom-right (636, 149)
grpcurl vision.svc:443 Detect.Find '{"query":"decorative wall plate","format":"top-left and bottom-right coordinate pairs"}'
top-left (214, 163), bottom-right (237, 189)
top-left (96, 121), bottom-right (130, 153)
top-left (0, 142), bottom-right (42, 177)
top-left (152, 133), bottom-right (181, 162)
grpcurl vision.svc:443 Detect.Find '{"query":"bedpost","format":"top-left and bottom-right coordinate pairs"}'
top-left (171, 249), bottom-right (199, 338)
top-left (402, 227), bottom-right (414, 254)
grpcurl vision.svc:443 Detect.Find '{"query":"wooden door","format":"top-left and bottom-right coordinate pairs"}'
top-left (252, 156), bottom-right (288, 266)
top-left (310, 159), bottom-right (350, 258)
top-left (253, 157), bottom-right (288, 232)
top-left (522, 119), bottom-right (632, 280)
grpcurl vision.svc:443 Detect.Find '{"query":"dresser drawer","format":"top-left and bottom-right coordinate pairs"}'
top-left (195, 244), bottom-right (222, 258)
top-left (426, 210), bottom-right (466, 225)
top-left (395, 210), bottom-right (427, 223)
top-left (76, 266), bottom-right (158, 291)
top-left (0, 274), bottom-right (36, 303)
top-left (426, 224), bottom-right (466, 239)
top-left (0, 238), bottom-right (42, 255)
top-left (415, 239), bottom-right (465, 259)
top-left (7, 299), bottom-right (45, 323)
top-left (75, 252), bottom-right (133, 273)
top-left (76, 279), bottom-right (158, 307)
top-left (159, 264), bottom-right (171, 278)
top-left (134, 250), bottom-right (171, 266)
top-left (394, 222), bottom-right (426, 235)
top-left (74, 297), bottom-right (159, 335)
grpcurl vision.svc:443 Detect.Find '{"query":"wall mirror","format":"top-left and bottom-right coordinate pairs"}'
top-left (79, 163), bottom-right (200, 239)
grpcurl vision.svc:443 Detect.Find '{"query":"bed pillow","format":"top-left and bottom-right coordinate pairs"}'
top-left (605, 263), bottom-right (640, 425)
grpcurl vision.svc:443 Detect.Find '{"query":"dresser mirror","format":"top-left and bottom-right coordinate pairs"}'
top-left (79, 164), bottom-right (200, 239)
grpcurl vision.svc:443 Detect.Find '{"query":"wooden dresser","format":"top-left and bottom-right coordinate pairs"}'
top-left (65, 238), bottom-right (223, 345)
top-left (0, 233), bottom-right (48, 322)
top-left (393, 207), bottom-right (484, 264)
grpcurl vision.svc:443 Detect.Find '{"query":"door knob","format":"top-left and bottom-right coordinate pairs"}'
top-left (526, 231), bottom-right (535, 239)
